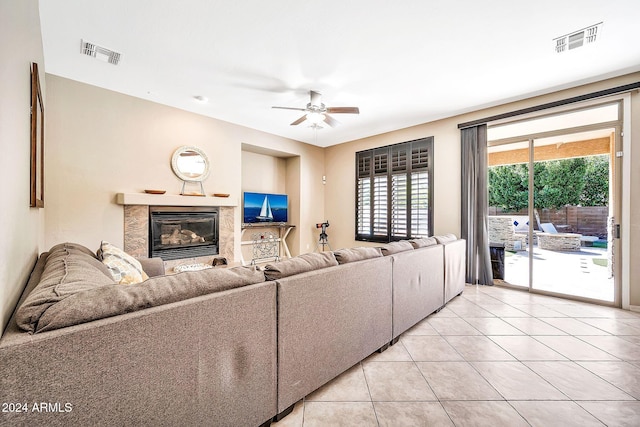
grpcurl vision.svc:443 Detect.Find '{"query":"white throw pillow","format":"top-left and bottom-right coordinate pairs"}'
top-left (97, 241), bottom-right (148, 285)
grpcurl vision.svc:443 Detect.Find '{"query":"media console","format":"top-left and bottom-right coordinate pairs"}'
top-left (240, 223), bottom-right (295, 265)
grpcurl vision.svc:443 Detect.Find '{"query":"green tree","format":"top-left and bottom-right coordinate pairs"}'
top-left (489, 156), bottom-right (608, 211)
top-left (580, 155), bottom-right (609, 206)
top-left (535, 158), bottom-right (586, 209)
top-left (488, 164), bottom-right (528, 211)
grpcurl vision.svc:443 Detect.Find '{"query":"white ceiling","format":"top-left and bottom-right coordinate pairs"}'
top-left (39, 0), bottom-right (640, 147)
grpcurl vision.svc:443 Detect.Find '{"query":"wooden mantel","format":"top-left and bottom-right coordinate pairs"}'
top-left (116, 193), bottom-right (238, 207)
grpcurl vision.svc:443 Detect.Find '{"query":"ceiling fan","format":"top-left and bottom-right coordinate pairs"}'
top-left (272, 90), bottom-right (359, 128)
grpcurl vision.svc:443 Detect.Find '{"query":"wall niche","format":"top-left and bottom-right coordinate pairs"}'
top-left (241, 145), bottom-right (300, 261)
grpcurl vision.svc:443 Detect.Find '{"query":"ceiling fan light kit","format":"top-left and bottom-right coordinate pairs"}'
top-left (273, 90), bottom-right (359, 129)
top-left (306, 112), bottom-right (326, 125)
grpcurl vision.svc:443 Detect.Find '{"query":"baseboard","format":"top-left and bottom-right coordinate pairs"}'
top-left (629, 305), bottom-right (640, 313)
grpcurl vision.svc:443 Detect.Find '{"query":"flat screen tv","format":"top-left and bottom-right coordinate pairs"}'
top-left (243, 192), bottom-right (288, 224)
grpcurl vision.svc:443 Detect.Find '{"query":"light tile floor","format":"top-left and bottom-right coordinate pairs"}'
top-left (272, 284), bottom-right (640, 427)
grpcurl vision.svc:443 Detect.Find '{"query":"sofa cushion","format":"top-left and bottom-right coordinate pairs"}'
top-left (333, 247), bottom-right (383, 264)
top-left (263, 252), bottom-right (338, 280)
top-left (435, 234), bottom-right (458, 243)
top-left (24, 265), bottom-right (266, 333)
top-left (48, 241), bottom-right (104, 259)
top-left (409, 237), bottom-right (438, 249)
top-left (379, 241), bottom-right (414, 256)
top-left (97, 241), bottom-right (149, 284)
top-left (16, 243), bottom-right (118, 333)
top-left (138, 257), bottom-right (166, 277)
top-left (45, 242), bottom-right (114, 280)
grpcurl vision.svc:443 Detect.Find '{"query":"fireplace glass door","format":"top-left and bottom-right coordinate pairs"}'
top-left (150, 206), bottom-right (218, 260)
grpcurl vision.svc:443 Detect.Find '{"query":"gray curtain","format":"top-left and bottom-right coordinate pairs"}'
top-left (461, 125), bottom-right (493, 285)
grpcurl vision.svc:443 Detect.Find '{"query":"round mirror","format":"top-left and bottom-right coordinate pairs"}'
top-left (171, 146), bottom-right (210, 182)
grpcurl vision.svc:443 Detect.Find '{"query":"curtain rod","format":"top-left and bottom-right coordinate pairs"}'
top-left (457, 81), bottom-right (640, 129)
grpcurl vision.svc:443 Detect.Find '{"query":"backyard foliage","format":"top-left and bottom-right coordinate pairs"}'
top-left (489, 155), bottom-right (609, 211)
top-left (581, 155), bottom-right (609, 206)
top-left (488, 163), bottom-right (528, 211)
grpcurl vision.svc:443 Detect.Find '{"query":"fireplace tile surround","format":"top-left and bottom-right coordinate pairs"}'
top-left (117, 193), bottom-right (236, 270)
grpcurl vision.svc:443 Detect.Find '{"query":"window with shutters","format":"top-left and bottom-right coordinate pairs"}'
top-left (355, 137), bottom-right (433, 242)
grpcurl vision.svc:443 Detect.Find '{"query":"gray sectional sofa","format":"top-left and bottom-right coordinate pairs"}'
top-left (273, 253), bottom-right (393, 416)
top-left (0, 235), bottom-right (465, 427)
top-left (390, 242), bottom-right (445, 341)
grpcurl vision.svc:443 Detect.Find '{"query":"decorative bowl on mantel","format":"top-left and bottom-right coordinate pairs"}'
top-left (144, 189), bottom-right (166, 194)
top-left (213, 193), bottom-right (230, 197)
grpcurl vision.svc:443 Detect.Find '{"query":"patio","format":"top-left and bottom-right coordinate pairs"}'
top-left (499, 246), bottom-right (614, 302)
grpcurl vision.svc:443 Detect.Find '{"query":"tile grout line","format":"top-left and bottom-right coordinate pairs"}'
top-left (357, 360), bottom-right (381, 427)
top-left (482, 286), bottom-right (640, 408)
top-left (295, 285), bottom-right (640, 425)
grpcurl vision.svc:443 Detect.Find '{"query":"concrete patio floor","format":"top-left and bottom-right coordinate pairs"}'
top-left (499, 246), bottom-right (614, 302)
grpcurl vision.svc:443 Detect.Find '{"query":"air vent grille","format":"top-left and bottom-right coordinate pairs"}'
top-left (554, 22), bottom-right (602, 53)
top-left (81, 39), bottom-right (121, 65)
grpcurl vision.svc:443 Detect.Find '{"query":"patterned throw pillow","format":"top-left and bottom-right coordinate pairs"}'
top-left (97, 241), bottom-right (149, 285)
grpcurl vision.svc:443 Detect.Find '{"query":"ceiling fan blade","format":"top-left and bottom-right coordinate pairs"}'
top-left (310, 90), bottom-right (322, 106)
top-left (290, 115), bottom-right (307, 126)
top-left (272, 106), bottom-right (307, 111)
top-left (323, 114), bottom-right (340, 127)
top-left (326, 106), bottom-right (360, 114)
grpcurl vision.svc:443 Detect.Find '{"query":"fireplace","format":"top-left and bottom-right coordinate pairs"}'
top-left (149, 206), bottom-right (219, 260)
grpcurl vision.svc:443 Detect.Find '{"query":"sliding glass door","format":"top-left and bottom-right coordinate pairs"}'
top-left (487, 140), bottom-right (530, 289)
top-left (487, 102), bottom-right (622, 305)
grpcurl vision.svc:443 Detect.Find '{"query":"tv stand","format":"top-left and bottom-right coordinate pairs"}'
top-left (240, 223), bottom-right (295, 266)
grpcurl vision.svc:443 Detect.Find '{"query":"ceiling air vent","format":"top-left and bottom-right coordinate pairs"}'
top-left (81, 39), bottom-right (121, 65)
top-left (554, 22), bottom-right (602, 53)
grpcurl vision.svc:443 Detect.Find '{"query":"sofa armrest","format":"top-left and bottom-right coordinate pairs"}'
top-left (442, 239), bottom-right (466, 303)
top-left (138, 257), bottom-right (165, 277)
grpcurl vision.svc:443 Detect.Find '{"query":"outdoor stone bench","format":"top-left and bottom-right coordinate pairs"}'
top-left (537, 232), bottom-right (582, 251)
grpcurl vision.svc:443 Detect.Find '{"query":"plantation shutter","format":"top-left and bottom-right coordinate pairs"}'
top-left (373, 175), bottom-right (388, 236)
top-left (409, 141), bottom-right (430, 238)
top-left (391, 173), bottom-right (408, 237)
top-left (410, 171), bottom-right (429, 237)
top-left (356, 137), bottom-right (433, 242)
top-left (357, 152), bottom-right (372, 235)
top-left (372, 148), bottom-right (389, 236)
top-left (391, 144), bottom-right (409, 238)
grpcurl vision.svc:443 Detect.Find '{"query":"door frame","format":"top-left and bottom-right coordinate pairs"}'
top-left (487, 97), bottom-right (628, 307)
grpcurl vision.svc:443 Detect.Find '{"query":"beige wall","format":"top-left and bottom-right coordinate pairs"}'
top-left (630, 87), bottom-right (640, 307)
top-left (241, 151), bottom-right (287, 194)
top-left (285, 157), bottom-right (302, 255)
top-left (44, 75), bottom-right (324, 264)
top-left (0, 0), bottom-right (45, 332)
top-left (325, 121), bottom-right (461, 250)
top-left (325, 72), bottom-right (640, 307)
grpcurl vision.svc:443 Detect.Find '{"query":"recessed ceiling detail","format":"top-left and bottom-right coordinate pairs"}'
top-left (80, 39), bottom-right (121, 65)
top-left (554, 22), bottom-right (603, 53)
